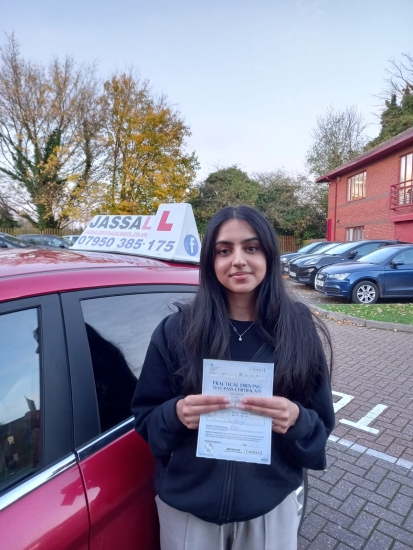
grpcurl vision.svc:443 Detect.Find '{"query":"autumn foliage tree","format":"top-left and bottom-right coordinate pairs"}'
top-left (99, 72), bottom-right (199, 215)
top-left (0, 37), bottom-right (199, 227)
top-left (0, 35), bottom-right (101, 229)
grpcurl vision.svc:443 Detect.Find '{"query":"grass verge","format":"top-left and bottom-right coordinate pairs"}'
top-left (321, 303), bottom-right (413, 325)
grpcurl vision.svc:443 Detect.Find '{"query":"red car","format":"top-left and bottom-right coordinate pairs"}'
top-left (0, 247), bottom-right (198, 550)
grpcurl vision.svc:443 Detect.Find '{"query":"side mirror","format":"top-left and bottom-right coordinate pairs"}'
top-left (0, 243), bottom-right (7, 248)
top-left (391, 259), bottom-right (404, 267)
top-left (348, 252), bottom-right (357, 259)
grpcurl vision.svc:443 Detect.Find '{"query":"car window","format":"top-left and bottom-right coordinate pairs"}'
top-left (352, 242), bottom-right (382, 257)
top-left (23, 236), bottom-right (42, 244)
top-left (80, 292), bottom-right (194, 432)
top-left (358, 247), bottom-right (395, 264)
top-left (0, 308), bottom-right (41, 493)
top-left (297, 242), bottom-right (320, 254)
top-left (324, 242), bottom-right (358, 255)
top-left (393, 249), bottom-right (413, 264)
top-left (0, 234), bottom-right (28, 246)
top-left (314, 242), bottom-right (340, 254)
top-left (44, 237), bottom-right (62, 246)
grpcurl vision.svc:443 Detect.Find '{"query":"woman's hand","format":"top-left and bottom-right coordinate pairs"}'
top-left (176, 395), bottom-right (232, 429)
top-left (237, 396), bottom-right (300, 434)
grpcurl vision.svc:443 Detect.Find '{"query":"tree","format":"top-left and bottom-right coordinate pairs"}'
top-left (306, 106), bottom-right (368, 178)
top-left (367, 90), bottom-right (413, 149)
top-left (0, 35), bottom-right (101, 229)
top-left (366, 53), bottom-right (413, 149)
top-left (98, 72), bottom-right (199, 215)
top-left (255, 170), bottom-right (300, 233)
top-left (0, 198), bottom-right (18, 227)
top-left (191, 167), bottom-right (327, 239)
top-left (382, 53), bottom-right (413, 99)
top-left (190, 166), bottom-right (260, 232)
top-left (255, 170), bottom-right (327, 239)
top-left (296, 178), bottom-right (328, 239)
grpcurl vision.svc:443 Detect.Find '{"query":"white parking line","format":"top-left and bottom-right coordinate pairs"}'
top-left (339, 404), bottom-right (388, 434)
top-left (332, 390), bottom-right (388, 435)
top-left (328, 434), bottom-right (413, 470)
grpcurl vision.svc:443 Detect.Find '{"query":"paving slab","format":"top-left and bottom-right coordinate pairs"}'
top-left (287, 280), bottom-right (413, 547)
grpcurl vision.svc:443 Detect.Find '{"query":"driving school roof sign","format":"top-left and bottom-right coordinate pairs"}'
top-left (74, 203), bottom-right (201, 263)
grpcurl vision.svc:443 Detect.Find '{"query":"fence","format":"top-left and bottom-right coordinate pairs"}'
top-left (199, 233), bottom-right (297, 253)
top-left (0, 228), bottom-right (83, 237)
top-left (278, 235), bottom-right (297, 253)
top-left (2, 227), bottom-right (299, 252)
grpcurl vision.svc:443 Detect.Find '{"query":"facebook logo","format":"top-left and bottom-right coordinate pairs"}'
top-left (184, 235), bottom-right (199, 256)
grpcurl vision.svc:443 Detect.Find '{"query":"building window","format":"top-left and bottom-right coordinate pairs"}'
top-left (347, 171), bottom-right (366, 201)
top-left (346, 227), bottom-right (364, 241)
top-left (399, 153), bottom-right (413, 205)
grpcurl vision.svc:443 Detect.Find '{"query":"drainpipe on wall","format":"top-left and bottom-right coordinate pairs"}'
top-left (327, 176), bottom-right (338, 240)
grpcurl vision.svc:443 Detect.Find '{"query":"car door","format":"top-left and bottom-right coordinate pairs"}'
top-left (61, 285), bottom-right (197, 550)
top-left (384, 249), bottom-right (413, 297)
top-left (0, 296), bottom-right (89, 550)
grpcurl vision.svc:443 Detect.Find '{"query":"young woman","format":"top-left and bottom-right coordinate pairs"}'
top-left (132, 206), bottom-right (335, 550)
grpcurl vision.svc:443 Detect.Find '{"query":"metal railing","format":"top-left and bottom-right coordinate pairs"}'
top-left (390, 181), bottom-right (413, 209)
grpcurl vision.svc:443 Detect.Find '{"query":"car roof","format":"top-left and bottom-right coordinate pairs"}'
top-left (380, 243), bottom-right (413, 247)
top-left (0, 248), bottom-right (199, 301)
top-left (19, 234), bottom-right (56, 237)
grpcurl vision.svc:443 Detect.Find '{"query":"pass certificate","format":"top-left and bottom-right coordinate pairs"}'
top-left (196, 359), bottom-right (274, 465)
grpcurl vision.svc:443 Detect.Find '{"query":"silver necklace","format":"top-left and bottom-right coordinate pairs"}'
top-left (228, 319), bottom-right (255, 341)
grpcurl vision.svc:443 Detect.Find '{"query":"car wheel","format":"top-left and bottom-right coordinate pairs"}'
top-left (351, 281), bottom-right (379, 304)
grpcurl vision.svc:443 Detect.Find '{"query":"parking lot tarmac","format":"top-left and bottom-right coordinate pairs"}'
top-left (287, 281), bottom-right (413, 548)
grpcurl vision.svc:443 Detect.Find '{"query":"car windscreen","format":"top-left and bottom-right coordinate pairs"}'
top-left (357, 247), bottom-right (398, 264)
top-left (314, 242), bottom-right (340, 254)
top-left (2, 234), bottom-right (30, 246)
top-left (297, 242), bottom-right (323, 254)
top-left (324, 242), bottom-right (359, 255)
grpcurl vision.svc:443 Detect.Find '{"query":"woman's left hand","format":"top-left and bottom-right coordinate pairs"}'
top-left (237, 397), bottom-right (300, 434)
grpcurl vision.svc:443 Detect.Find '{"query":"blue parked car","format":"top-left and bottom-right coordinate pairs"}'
top-left (314, 244), bottom-right (413, 304)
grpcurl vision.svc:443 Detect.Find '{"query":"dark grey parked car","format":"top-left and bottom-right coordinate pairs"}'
top-left (18, 234), bottom-right (70, 249)
top-left (0, 233), bottom-right (31, 249)
top-left (282, 242), bottom-right (342, 274)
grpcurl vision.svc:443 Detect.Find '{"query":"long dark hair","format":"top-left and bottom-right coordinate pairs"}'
top-left (176, 206), bottom-right (332, 403)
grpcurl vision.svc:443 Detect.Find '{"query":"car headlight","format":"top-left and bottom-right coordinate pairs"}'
top-left (329, 273), bottom-right (350, 280)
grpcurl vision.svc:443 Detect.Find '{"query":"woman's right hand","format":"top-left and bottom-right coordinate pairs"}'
top-left (176, 395), bottom-right (232, 429)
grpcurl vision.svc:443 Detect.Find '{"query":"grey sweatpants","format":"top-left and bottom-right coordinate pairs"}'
top-left (155, 492), bottom-right (300, 550)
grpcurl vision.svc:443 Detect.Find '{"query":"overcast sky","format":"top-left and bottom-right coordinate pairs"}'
top-left (1, 0), bottom-right (412, 180)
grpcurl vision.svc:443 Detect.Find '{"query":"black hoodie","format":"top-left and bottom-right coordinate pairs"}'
top-left (131, 307), bottom-right (335, 525)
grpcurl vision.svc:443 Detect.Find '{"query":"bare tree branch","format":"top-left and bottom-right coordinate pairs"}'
top-left (305, 105), bottom-right (369, 178)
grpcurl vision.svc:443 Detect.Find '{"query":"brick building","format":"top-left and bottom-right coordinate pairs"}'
top-left (317, 127), bottom-right (413, 242)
